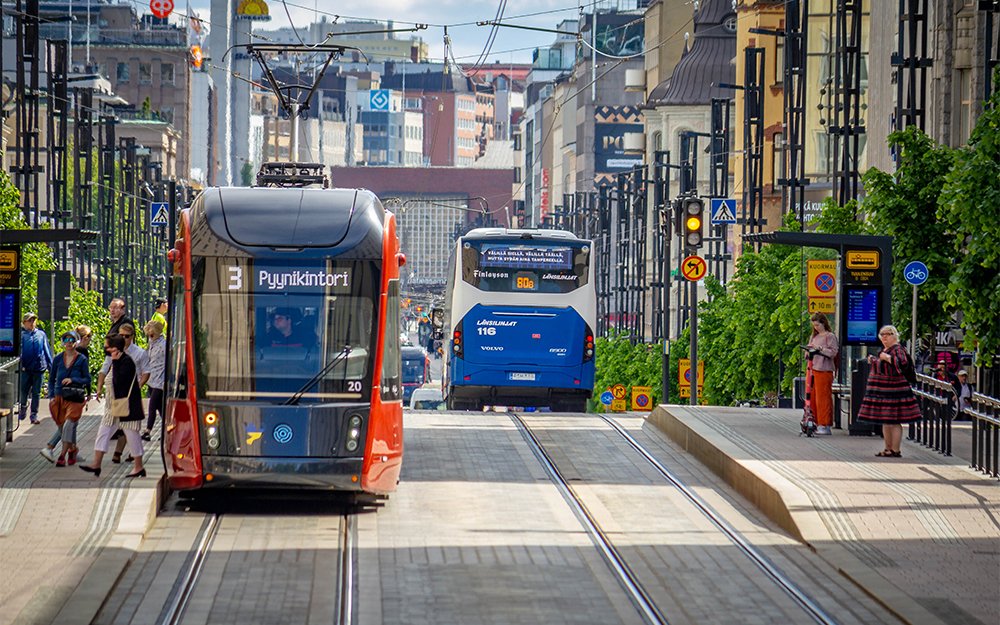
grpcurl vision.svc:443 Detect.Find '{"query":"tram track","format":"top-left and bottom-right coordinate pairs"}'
top-left (510, 412), bottom-right (843, 625)
top-left (159, 509), bottom-right (356, 625)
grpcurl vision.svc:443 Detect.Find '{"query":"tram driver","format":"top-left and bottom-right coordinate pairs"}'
top-left (264, 308), bottom-right (320, 355)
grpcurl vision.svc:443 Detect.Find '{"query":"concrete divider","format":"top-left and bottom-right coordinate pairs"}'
top-left (647, 404), bottom-right (949, 625)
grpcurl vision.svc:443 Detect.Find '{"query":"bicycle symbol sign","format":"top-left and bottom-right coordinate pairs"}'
top-left (815, 272), bottom-right (835, 293)
top-left (904, 261), bottom-right (928, 286)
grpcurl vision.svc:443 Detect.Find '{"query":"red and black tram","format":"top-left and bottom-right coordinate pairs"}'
top-left (163, 183), bottom-right (404, 494)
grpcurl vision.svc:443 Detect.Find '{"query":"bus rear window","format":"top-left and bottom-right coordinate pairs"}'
top-left (461, 241), bottom-right (590, 293)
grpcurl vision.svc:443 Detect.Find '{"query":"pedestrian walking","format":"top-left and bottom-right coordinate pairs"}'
top-left (857, 325), bottom-right (921, 458)
top-left (19, 312), bottom-right (53, 425)
top-left (956, 370), bottom-right (974, 417)
top-left (107, 297), bottom-right (134, 337)
top-left (80, 335), bottom-right (146, 478)
top-left (96, 323), bottom-right (149, 463)
top-left (39, 331), bottom-right (90, 466)
top-left (142, 320), bottom-right (165, 441)
top-left (149, 298), bottom-right (168, 335)
top-left (803, 312), bottom-right (839, 435)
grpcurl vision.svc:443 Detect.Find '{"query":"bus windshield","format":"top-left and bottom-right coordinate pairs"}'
top-left (461, 239), bottom-right (590, 293)
top-left (192, 257), bottom-right (379, 402)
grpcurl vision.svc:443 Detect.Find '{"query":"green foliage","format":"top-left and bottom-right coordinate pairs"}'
top-left (861, 127), bottom-right (956, 336)
top-left (0, 169), bottom-right (57, 317)
top-left (810, 197), bottom-right (868, 236)
top-left (240, 162), bottom-right (254, 187)
top-left (937, 90), bottom-right (1000, 361)
top-left (592, 332), bottom-right (669, 409)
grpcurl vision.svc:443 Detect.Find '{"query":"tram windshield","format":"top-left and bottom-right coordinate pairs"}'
top-left (192, 257), bottom-right (379, 402)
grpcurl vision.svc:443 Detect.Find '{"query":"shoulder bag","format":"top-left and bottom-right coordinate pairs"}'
top-left (110, 372), bottom-right (137, 417)
top-left (61, 382), bottom-right (88, 403)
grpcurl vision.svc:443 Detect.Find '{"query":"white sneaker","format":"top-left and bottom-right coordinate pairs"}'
top-left (39, 448), bottom-right (56, 463)
top-left (815, 426), bottom-right (832, 435)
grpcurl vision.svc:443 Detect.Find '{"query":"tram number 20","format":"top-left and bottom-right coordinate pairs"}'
top-left (227, 266), bottom-right (243, 290)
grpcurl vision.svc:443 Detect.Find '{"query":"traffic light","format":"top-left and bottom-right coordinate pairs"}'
top-left (682, 196), bottom-right (704, 249)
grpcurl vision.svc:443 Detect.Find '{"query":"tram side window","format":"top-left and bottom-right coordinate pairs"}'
top-left (380, 280), bottom-right (401, 401)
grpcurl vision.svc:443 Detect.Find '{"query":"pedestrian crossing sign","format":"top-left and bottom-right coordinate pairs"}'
top-left (150, 202), bottom-right (169, 226)
top-left (710, 198), bottom-right (737, 225)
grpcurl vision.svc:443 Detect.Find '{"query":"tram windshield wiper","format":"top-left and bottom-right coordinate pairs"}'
top-left (283, 346), bottom-right (353, 406)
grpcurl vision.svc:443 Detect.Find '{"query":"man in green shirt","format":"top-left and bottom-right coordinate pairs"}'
top-left (150, 298), bottom-right (168, 335)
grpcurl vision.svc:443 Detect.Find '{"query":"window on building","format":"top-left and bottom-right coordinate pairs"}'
top-left (513, 133), bottom-right (522, 151)
top-left (775, 40), bottom-right (785, 85)
top-left (958, 69), bottom-right (972, 144)
top-left (772, 132), bottom-right (784, 189)
top-left (161, 63), bottom-right (174, 84)
top-left (116, 62), bottom-right (130, 82)
top-left (514, 167), bottom-right (522, 183)
top-left (139, 62), bottom-right (152, 84)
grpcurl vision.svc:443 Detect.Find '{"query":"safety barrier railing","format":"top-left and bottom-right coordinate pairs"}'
top-left (909, 373), bottom-right (956, 456)
top-left (966, 393), bottom-right (1000, 479)
top-left (0, 358), bottom-right (21, 455)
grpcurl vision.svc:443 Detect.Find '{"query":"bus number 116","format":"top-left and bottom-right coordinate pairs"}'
top-left (478, 327), bottom-right (497, 336)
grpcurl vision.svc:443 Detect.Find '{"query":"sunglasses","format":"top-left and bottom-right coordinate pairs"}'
top-left (120, 333), bottom-right (133, 338)
top-left (61, 337), bottom-right (77, 344)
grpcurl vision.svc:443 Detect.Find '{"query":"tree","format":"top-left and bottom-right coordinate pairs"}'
top-left (240, 161), bottom-right (254, 187)
top-left (861, 127), bottom-right (956, 337)
top-left (937, 88), bottom-right (1000, 361)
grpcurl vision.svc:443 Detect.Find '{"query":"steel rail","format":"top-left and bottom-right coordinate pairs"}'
top-left (598, 415), bottom-right (841, 625)
top-left (509, 413), bottom-right (669, 625)
top-left (163, 513), bottom-right (222, 625)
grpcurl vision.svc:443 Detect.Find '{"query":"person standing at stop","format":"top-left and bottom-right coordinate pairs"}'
top-left (805, 312), bottom-right (839, 435)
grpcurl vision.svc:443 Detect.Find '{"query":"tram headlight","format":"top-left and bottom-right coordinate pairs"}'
top-left (207, 426), bottom-right (217, 436)
top-left (204, 412), bottom-right (218, 425)
top-left (208, 438), bottom-right (220, 449)
top-left (345, 414), bottom-right (363, 453)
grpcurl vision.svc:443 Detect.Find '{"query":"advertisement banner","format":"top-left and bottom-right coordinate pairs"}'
top-left (593, 106), bottom-right (643, 188)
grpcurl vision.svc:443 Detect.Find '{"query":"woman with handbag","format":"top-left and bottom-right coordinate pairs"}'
top-left (39, 331), bottom-right (90, 466)
top-left (80, 335), bottom-right (146, 478)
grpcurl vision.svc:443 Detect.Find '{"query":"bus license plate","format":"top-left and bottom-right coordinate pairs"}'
top-left (510, 372), bottom-right (536, 381)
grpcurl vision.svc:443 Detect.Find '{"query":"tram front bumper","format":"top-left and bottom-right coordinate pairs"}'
top-left (198, 456), bottom-right (366, 490)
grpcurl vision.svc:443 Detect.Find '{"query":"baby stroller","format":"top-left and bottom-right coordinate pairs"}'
top-left (799, 358), bottom-right (817, 437)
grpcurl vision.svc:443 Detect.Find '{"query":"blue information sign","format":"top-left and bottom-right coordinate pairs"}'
top-left (150, 202), bottom-right (169, 226)
top-left (600, 391), bottom-right (614, 406)
top-left (904, 261), bottom-right (928, 286)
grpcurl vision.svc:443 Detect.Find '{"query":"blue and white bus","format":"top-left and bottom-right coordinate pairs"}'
top-left (443, 228), bottom-right (596, 411)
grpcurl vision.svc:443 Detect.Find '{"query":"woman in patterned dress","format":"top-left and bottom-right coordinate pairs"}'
top-left (858, 325), bottom-right (921, 457)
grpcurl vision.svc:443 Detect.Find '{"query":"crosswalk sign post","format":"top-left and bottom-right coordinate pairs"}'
top-left (710, 198), bottom-right (737, 225)
top-left (150, 202), bottom-right (170, 227)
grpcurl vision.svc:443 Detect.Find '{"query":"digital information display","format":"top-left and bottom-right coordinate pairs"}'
top-left (482, 246), bottom-right (573, 270)
top-left (845, 287), bottom-right (879, 344)
top-left (0, 290), bottom-right (20, 357)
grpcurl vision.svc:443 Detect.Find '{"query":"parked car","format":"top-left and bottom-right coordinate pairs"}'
top-left (409, 385), bottom-right (445, 411)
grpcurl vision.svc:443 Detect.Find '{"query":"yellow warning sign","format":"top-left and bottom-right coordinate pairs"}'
top-left (678, 359), bottom-right (704, 398)
top-left (611, 384), bottom-right (627, 400)
top-left (807, 260), bottom-right (837, 298)
top-left (845, 250), bottom-right (879, 270)
top-left (610, 399), bottom-right (627, 412)
top-left (631, 386), bottom-right (652, 411)
top-left (808, 297), bottom-right (835, 314)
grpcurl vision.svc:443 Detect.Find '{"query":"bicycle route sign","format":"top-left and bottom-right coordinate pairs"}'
top-left (904, 261), bottom-right (928, 286)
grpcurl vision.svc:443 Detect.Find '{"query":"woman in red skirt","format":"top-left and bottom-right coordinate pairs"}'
top-left (858, 325), bottom-right (921, 457)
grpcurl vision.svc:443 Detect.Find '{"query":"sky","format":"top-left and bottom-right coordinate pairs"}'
top-left (185, 0), bottom-right (601, 65)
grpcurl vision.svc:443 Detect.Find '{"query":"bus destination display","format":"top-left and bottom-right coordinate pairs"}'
top-left (482, 246), bottom-right (573, 270)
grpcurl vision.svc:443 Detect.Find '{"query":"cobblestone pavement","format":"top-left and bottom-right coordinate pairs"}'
top-left (652, 405), bottom-right (1000, 625)
top-left (0, 401), bottom-right (163, 625)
